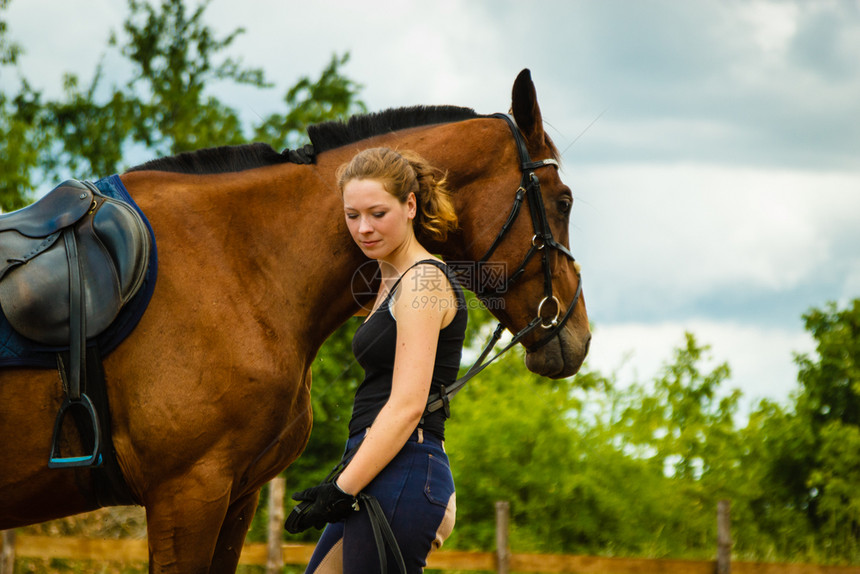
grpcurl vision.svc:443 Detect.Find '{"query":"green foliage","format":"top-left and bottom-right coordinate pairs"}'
top-left (796, 300), bottom-right (860, 428)
top-left (616, 333), bottom-right (742, 499)
top-left (0, 0), bottom-right (21, 66)
top-left (445, 349), bottom-right (586, 552)
top-left (445, 316), bottom-right (860, 563)
top-left (44, 71), bottom-right (139, 178)
top-left (255, 53), bottom-right (367, 150)
top-left (742, 299), bottom-right (860, 563)
top-left (445, 333), bottom-right (739, 558)
top-left (0, 83), bottom-right (45, 209)
top-left (809, 420), bottom-right (860, 557)
top-left (0, 0), bottom-right (366, 211)
top-left (1, 6), bottom-right (44, 209)
top-left (119, 0), bottom-right (267, 154)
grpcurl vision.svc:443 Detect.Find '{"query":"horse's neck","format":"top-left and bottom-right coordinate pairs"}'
top-left (125, 168), bottom-right (364, 360)
top-left (236, 167), bottom-right (365, 351)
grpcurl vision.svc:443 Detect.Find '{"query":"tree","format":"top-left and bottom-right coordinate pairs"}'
top-left (616, 333), bottom-right (741, 485)
top-left (591, 333), bottom-right (746, 557)
top-left (444, 348), bottom-right (596, 553)
top-left (0, 82), bottom-right (46, 209)
top-left (44, 71), bottom-right (139, 180)
top-left (790, 299), bottom-right (860, 560)
top-left (444, 335), bottom-right (735, 559)
top-left (0, 1), bottom-right (45, 209)
top-left (0, 0), bottom-right (20, 66)
top-left (792, 300), bottom-right (860, 558)
top-left (118, 0), bottom-right (268, 155)
top-left (808, 419), bottom-right (860, 559)
top-left (255, 53), bottom-right (367, 151)
top-left (0, 0), bottom-right (366, 210)
top-left (796, 300), bottom-right (860, 429)
top-left (741, 299), bottom-right (860, 563)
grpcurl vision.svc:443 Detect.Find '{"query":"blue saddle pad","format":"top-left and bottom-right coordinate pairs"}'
top-left (0, 174), bottom-right (158, 368)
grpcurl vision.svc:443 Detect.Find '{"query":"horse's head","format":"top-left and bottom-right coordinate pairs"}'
top-left (308, 69), bottom-right (589, 377)
top-left (445, 70), bottom-right (591, 378)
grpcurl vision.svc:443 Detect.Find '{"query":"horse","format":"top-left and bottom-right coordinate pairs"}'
top-left (0, 69), bottom-right (589, 573)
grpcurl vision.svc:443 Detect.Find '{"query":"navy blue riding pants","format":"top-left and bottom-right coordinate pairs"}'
top-left (303, 429), bottom-right (456, 573)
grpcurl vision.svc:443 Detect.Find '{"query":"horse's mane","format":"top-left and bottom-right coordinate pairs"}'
top-left (127, 105), bottom-right (479, 175)
top-left (307, 105), bottom-right (478, 153)
top-left (126, 142), bottom-right (314, 174)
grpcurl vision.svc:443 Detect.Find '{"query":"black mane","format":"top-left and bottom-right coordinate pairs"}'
top-left (307, 105), bottom-right (479, 153)
top-left (126, 142), bottom-right (314, 175)
top-left (127, 105), bottom-right (479, 175)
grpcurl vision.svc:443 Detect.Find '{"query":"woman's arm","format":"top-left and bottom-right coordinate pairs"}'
top-left (334, 265), bottom-right (456, 495)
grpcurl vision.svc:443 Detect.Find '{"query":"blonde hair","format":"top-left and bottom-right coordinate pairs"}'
top-left (337, 147), bottom-right (458, 243)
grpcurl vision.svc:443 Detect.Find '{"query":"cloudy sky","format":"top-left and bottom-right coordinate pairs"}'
top-left (5, 0), bottom-right (859, 415)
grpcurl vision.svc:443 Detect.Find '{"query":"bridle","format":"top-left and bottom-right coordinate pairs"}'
top-left (426, 113), bottom-right (583, 415)
top-left (474, 113), bottom-right (582, 345)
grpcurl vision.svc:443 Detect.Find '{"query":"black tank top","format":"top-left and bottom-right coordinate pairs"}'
top-left (349, 259), bottom-right (468, 440)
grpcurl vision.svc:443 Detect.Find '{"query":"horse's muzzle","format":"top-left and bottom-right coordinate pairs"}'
top-left (525, 327), bottom-right (591, 379)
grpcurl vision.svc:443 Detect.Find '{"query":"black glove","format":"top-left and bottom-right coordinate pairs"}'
top-left (284, 481), bottom-right (358, 533)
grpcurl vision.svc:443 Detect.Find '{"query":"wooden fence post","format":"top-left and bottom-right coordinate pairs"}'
top-left (495, 501), bottom-right (510, 574)
top-left (0, 530), bottom-right (15, 574)
top-left (717, 499), bottom-right (731, 574)
top-left (267, 476), bottom-right (286, 574)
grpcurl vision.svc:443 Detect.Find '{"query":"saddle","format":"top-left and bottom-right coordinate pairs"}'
top-left (0, 179), bottom-right (151, 468)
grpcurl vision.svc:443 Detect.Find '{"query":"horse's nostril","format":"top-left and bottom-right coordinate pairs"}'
top-left (584, 333), bottom-right (592, 357)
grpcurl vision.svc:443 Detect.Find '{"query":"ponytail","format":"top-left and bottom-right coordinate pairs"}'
top-left (399, 151), bottom-right (458, 243)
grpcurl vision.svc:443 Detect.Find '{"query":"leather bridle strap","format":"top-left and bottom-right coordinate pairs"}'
top-left (358, 492), bottom-right (407, 574)
top-left (312, 444), bottom-right (407, 574)
top-left (426, 113), bottom-right (583, 415)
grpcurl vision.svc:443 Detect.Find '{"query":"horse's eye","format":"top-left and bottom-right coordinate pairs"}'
top-left (557, 197), bottom-right (573, 214)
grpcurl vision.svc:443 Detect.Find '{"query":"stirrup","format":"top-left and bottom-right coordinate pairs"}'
top-left (48, 394), bottom-right (102, 468)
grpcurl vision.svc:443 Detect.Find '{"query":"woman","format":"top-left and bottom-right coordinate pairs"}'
top-left (286, 147), bottom-right (468, 573)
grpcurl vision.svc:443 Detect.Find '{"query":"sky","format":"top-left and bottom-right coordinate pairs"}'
top-left (4, 0), bottom-right (860, 415)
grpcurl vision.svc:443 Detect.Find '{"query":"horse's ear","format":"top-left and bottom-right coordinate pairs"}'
top-left (511, 68), bottom-right (544, 146)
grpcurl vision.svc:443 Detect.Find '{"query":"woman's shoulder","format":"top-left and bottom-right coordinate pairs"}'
top-left (389, 259), bottom-right (461, 322)
top-left (399, 259), bottom-right (457, 293)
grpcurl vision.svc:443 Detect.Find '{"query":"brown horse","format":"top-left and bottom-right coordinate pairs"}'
top-left (0, 69), bottom-right (589, 572)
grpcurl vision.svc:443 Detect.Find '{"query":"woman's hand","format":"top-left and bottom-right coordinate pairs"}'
top-left (284, 482), bottom-right (358, 533)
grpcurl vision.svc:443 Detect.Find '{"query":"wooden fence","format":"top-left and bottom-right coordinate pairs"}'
top-left (3, 481), bottom-right (860, 574)
top-left (4, 532), bottom-right (860, 574)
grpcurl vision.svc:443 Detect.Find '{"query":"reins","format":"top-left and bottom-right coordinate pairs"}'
top-left (425, 113), bottom-right (583, 415)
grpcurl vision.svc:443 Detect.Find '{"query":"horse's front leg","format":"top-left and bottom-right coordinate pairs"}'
top-left (209, 489), bottom-right (261, 574)
top-left (144, 469), bottom-right (233, 574)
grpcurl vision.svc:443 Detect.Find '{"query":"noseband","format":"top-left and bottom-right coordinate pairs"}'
top-left (425, 113), bottom-right (583, 415)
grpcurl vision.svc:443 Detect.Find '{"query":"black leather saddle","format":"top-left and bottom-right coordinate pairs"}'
top-left (0, 179), bottom-right (151, 467)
